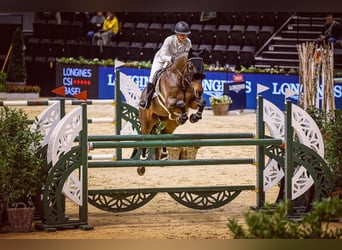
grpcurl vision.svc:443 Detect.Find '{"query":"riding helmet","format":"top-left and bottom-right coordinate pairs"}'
top-left (174, 21), bottom-right (191, 35)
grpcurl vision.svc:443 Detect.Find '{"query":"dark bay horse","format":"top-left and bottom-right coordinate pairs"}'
top-left (138, 50), bottom-right (206, 175)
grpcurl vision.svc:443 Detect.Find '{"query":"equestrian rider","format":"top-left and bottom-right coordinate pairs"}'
top-left (139, 21), bottom-right (192, 109)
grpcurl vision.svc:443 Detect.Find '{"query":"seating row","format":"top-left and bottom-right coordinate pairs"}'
top-left (118, 22), bottom-right (275, 47)
top-left (31, 21), bottom-right (275, 49)
top-left (36, 11), bottom-right (289, 28)
top-left (25, 38), bottom-right (256, 67)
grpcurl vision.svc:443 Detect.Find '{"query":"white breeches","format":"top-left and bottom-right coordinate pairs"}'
top-left (149, 60), bottom-right (165, 83)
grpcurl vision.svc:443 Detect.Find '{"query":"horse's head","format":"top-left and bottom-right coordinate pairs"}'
top-left (186, 49), bottom-right (206, 98)
top-left (170, 49), bottom-right (206, 81)
top-left (188, 48), bottom-right (206, 81)
top-left (168, 50), bottom-right (205, 99)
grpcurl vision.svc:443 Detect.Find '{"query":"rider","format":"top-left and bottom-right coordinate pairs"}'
top-left (139, 21), bottom-right (192, 109)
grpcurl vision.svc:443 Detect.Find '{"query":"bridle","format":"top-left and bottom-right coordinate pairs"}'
top-left (176, 57), bottom-right (205, 91)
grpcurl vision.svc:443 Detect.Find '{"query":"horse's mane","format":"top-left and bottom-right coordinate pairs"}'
top-left (168, 52), bottom-right (188, 73)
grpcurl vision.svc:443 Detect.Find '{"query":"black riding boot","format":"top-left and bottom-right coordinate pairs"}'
top-left (139, 82), bottom-right (155, 109)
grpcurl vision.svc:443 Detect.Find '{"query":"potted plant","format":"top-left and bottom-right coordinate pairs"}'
top-left (209, 94), bottom-right (233, 115)
top-left (0, 106), bottom-right (44, 232)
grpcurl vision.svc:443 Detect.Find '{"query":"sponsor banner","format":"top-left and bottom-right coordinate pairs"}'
top-left (224, 81), bottom-right (246, 110)
top-left (56, 63), bottom-right (98, 98)
top-left (95, 66), bottom-right (342, 110)
top-left (243, 73), bottom-right (300, 110)
top-left (98, 66), bottom-right (115, 99)
top-left (98, 66), bottom-right (150, 99)
top-left (243, 73), bottom-right (342, 110)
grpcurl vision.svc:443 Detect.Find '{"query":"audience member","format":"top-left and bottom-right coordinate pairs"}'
top-left (335, 16), bottom-right (342, 48)
top-left (92, 12), bottom-right (119, 45)
top-left (317, 14), bottom-right (342, 46)
top-left (87, 12), bottom-right (105, 40)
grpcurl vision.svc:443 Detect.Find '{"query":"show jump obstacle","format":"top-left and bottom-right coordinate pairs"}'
top-left (1, 68), bottom-right (332, 231)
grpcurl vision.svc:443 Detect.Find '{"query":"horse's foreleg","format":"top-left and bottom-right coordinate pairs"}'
top-left (160, 147), bottom-right (169, 160)
top-left (175, 100), bottom-right (188, 125)
top-left (190, 98), bottom-right (206, 123)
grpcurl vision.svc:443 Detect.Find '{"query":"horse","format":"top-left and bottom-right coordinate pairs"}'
top-left (138, 49), bottom-right (206, 175)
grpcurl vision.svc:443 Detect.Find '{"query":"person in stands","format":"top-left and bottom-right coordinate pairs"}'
top-left (317, 14), bottom-right (342, 45)
top-left (139, 21), bottom-right (192, 109)
top-left (92, 12), bottom-right (119, 45)
top-left (87, 12), bottom-right (105, 40)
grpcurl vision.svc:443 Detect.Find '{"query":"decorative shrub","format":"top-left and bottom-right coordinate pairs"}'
top-left (305, 106), bottom-right (342, 188)
top-left (227, 197), bottom-right (342, 239)
top-left (0, 107), bottom-right (44, 208)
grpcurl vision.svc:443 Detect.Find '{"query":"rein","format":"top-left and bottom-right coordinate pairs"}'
top-left (175, 60), bottom-right (193, 90)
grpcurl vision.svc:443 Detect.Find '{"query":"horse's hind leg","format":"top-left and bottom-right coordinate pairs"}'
top-left (140, 148), bottom-right (148, 160)
top-left (158, 120), bottom-right (178, 161)
top-left (138, 110), bottom-right (157, 175)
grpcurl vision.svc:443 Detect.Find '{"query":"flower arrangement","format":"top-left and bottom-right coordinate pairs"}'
top-left (55, 57), bottom-right (306, 75)
top-left (209, 95), bottom-right (233, 105)
top-left (55, 57), bottom-right (342, 76)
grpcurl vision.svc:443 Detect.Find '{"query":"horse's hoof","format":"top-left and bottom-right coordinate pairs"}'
top-left (160, 154), bottom-right (169, 160)
top-left (190, 114), bottom-right (201, 123)
top-left (137, 167), bottom-right (145, 176)
top-left (140, 155), bottom-right (147, 161)
top-left (176, 116), bottom-right (188, 125)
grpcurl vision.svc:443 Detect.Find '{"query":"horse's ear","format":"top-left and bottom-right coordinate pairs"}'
top-left (188, 48), bottom-right (194, 58)
top-left (188, 47), bottom-right (202, 59)
top-left (197, 48), bottom-right (206, 57)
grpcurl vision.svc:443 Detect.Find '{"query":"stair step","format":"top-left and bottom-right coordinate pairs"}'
top-left (281, 30), bottom-right (320, 39)
top-left (261, 51), bottom-right (299, 59)
top-left (272, 36), bottom-right (316, 45)
top-left (334, 49), bottom-right (342, 64)
top-left (286, 23), bottom-right (323, 32)
top-left (254, 57), bottom-right (299, 67)
top-left (254, 63), bottom-right (299, 70)
top-left (267, 44), bottom-right (297, 52)
top-left (291, 16), bottom-right (327, 24)
top-left (335, 48), bottom-right (342, 55)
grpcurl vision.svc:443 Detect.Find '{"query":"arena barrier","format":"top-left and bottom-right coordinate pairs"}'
top-left (22, 70), bottom-right (333, 231)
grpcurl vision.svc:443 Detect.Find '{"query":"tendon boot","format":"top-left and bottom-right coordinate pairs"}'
top-left (139, 82), bottom-right (155, 109)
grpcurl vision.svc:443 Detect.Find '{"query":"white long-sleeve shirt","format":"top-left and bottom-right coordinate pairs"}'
top-left (149, 34), bottom-right (192, 82)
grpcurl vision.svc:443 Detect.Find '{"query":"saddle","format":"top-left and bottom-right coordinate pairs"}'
top-left (151, 63), bottom-right (172, 97)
